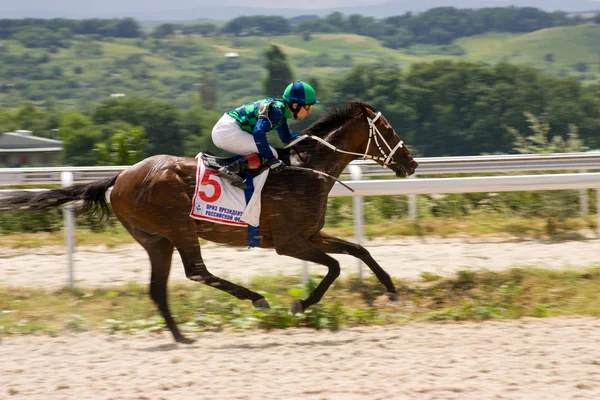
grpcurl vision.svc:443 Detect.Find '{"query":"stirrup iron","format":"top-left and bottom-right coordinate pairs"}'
top-left (218, 166), bottom-right (247, 189)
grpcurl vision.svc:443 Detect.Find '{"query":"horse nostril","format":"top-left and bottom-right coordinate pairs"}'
top-left (409, 160), bottom-right (418, 169)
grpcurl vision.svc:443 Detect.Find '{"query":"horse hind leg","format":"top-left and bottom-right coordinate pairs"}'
top-left (275, 239), bottom-right (341, 314)
top-left (144, 236), bottom-right (194, 343)
top-left (116, 217), bottom-right (192, 343)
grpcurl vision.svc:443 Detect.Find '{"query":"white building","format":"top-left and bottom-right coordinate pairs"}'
top-left (0, 130), bottom-right (63, 167)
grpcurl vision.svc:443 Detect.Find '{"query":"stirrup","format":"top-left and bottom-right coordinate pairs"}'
top-left (218, 166), bottom-right (247, 190)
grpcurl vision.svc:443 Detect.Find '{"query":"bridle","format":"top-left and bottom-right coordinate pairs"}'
top-left (285, 111), bottom-right (404, 167)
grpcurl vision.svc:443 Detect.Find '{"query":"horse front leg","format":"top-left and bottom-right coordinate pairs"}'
top-left (275, 240), bottom-right (341, 314)
top-left (309, 232), bottom-right (398, 301)
top-left (169, 220), bottom-right (271, 308)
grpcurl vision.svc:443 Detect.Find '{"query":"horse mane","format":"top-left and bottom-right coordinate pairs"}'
top-left (302, 101), bottom-right (372, 137)
top-left (279, 101), bottom-right (374, 164)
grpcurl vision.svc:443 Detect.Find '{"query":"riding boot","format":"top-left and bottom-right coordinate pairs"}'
top-left (218, 157), bottom-right (249, 189)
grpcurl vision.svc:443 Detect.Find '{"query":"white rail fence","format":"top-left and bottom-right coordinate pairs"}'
top-left (3, 152), bottom-right (599, 219)
top-left (1, 153), bottom-right (600, 287)
top-left (3, 153), bottom-right (600, 185)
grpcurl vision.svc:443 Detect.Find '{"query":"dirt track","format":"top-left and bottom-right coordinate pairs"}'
top-left (3, 317), bottom-right (600, 399)
top-left (2, 237), bottom-right (600, 399)
top-left (1, 236), bottom-right (599, 288)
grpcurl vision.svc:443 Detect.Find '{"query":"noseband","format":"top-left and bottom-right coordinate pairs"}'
top-left (286, 111), bottom-right (404, 167)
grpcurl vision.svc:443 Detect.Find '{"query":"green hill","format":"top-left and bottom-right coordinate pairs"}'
top-left (455, 24), bottom-right (600, 78)
top-left (1, 24), bottom-right (599, 111)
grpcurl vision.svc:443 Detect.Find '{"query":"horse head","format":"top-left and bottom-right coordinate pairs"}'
top-left (350, 101), bottom-right (418, 178)
top-left (295, 101), bottom-right (418, 178)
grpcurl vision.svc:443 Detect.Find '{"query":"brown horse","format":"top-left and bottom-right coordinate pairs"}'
top-left (0, 101), bottom-right (417, 343)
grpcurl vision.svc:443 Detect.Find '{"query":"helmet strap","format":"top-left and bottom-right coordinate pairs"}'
top-left (286, 102), bottom-right (302, 120)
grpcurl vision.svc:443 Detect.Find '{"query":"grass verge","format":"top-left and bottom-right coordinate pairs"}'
top-left (2, 267), bottom-right (600, 337)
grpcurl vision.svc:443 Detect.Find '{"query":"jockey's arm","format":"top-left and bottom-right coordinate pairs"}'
top-left (275, 121), bottom-right (300, 144)
top-left (252, 118), bottom-right (277, 161)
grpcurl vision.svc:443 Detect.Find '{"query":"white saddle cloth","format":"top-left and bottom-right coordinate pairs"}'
top-left (190, 153), bottom-right (268, 227)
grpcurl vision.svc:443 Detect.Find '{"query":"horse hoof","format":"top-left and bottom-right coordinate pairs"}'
top-left (387, 292), bottom-right (399, 302)
top-left (253, 298), bottom-right (271, 309)
top-left (290, 299), bottom-right (304, 315)
top-left (176, 336), bottom-right (196, 345)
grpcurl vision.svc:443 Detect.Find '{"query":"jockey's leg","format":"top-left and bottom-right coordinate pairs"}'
top-left (217, 156), bottom-right (250, 189)
top-left (212, 115), bottom-right (277, 189)
top-left (216, 153), bottom-right (265, 189)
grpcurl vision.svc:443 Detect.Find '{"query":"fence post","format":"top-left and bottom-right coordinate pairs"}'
top-left (408, 174), bottom-right (417, 221)
top-left (597, 189), bottom-right (600, 239)
top-left (61, 172), bottom-right (75, 291)
top-left (349, 165), bottom-right (364, 283)
top-left (302, 261), bottom-right (309, 285)
top-left (580, 169), bottom-right (589, 216)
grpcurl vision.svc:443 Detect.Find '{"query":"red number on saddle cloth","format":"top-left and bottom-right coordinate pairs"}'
top-left (199, 170), bottom-right (222, 202)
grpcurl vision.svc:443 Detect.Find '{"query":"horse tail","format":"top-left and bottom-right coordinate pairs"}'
top-left (0, 175), bottom-right (119, 220)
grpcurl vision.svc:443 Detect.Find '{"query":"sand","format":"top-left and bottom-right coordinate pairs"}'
top-left (3, 317), bottom-right (600, 399)
top-left (2, 236), bottom-right (600, 399)
top-left (1, 237), bottom-right (599, 289)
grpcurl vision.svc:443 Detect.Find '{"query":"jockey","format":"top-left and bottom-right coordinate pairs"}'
top-left (212, 80), bottom-right (319, 188)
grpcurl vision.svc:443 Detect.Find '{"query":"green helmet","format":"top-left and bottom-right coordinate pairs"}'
top-left (282, 81), bottom-right (319, 105)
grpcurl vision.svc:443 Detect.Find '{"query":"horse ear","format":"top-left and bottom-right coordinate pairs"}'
top-left (348, 100), bottom-right (372, 117)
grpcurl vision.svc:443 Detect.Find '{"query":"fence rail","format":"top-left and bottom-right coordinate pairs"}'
top-left (2, 155), bottom-right (600, 288)
top-left (2, 152), bottom-right (600, 185)
top-left (329, 172), bottom-right (600, 197)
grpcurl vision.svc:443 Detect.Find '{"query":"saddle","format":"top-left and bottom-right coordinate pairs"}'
top-left (200, 152), bottom-right (269, 180)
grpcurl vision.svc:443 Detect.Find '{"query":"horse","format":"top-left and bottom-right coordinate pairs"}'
top-left (0, 101), bottom-right (418, 343)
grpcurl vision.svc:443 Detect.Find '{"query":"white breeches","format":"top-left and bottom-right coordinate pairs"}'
top-left (211, 114), bottom-right (278, 158)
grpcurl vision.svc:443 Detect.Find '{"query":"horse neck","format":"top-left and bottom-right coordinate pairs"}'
top-left (295, 119), bottom-right (366, 179)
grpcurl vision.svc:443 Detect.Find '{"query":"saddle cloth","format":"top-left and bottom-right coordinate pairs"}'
top-left (190, 153), bottom-right (268, 227)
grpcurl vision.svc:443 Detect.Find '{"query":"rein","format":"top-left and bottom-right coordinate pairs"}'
top-left (285, 165), bottom-right (354, 193)
top-left (285, 111), bottom-right (404, 167)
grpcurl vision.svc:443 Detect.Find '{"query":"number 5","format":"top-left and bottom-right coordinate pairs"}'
top-left (199, 170), bottom-right (222, 202)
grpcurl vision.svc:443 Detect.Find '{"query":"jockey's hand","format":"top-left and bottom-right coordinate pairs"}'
top-left (268, 158), bottom-right (286, 172)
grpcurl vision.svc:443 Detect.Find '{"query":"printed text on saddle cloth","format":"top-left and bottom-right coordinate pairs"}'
top-left (190, 155), bottom-right (268, 227)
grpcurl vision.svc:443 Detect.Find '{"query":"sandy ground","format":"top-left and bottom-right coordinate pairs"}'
top-left (2, 237), bottom-right (600, 399)
top-left (0, 236), bottom-right (599, 288)
top-left (2, 317), bottom-right (600, 399)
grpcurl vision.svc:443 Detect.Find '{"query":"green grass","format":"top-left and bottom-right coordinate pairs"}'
top-left (456, 25), bottom-right (600, 80)
top-left (2, 268), bottom-right (600, 336)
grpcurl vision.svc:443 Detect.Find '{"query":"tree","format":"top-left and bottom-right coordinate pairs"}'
top-left (152, 23), bottom-right (177, 39)
top-left (221, 16), bottom-right (291, 36)
top-left (91, 97), bottom-right (183, 156)
top-left (199, 71), bottom-right (218, 110)
top-left (263, 45), bottom-right (293, 98)
top-left (59, 112), bottom-right (102, 165)
top-left (113, 18), bottom-right (142, 38)
top-left (92, 125), bottom-right (147, 165)
top-left (180, 105), bottom-right (223, 157)
top-left (13, 104), bottom-right (50, 134)
top-left (573, 62), bottom-right (589, 73)
top-left (508, 112), bottom-right (584, 226)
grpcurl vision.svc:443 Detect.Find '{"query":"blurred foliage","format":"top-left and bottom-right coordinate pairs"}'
top-left (6, 59), bottom-right (599, 165)
top-left (2, 188), bottom-right (595, 240)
